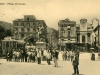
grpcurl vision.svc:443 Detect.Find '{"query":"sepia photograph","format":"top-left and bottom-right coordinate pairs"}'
top-left (0, 0), bottom-right (100, 75)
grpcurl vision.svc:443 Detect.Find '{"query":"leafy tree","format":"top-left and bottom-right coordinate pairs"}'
top-left (6, 29), bottom-right (12, 36)
top-left (24, 35), bottom-right (37, 46)
top-left (28, 36), bottom-right (36, 45)
top-left (0, 26), bottom-right (6, 40)
top-left (45, 38), bottom-right (48, 43)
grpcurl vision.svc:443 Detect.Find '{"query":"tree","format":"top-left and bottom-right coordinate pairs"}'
top-left (28, 36), bottom-right (36, 45)
top-left (6, 29), bottom-right (12, 36)
top-left (0, 25), bottom-right (6, 40)
top-left (24, 35), bottom-right (37, 46)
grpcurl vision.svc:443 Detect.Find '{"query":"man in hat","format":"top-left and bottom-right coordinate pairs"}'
top-left (52, 49), bottom-right (58, 67)
top-left (72, 55), bottom-right (79, 75)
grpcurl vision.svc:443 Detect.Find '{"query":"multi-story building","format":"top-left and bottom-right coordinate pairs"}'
top-left (92, 19), bottom-right (100, 52)
top-left (58, 18), bottom-right (76, 50)
top-left (58, 18), bottom-right (93, 51)
top-left (13, 15), bottom-right (47, 47)
top-left (76, 18), bottom-right (93, 51)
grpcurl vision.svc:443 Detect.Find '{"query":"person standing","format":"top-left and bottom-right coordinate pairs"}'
top-left (12, 49), bottom-right (16, 62)
top-left (62, 50), bottom-right (64, 61)
top-left (20, 49), bottom-right (24, 62)
top-left (67, 50), bottom-right (70, 61)
top-left (41, 48), bottom-right (44, 61)
top-left (43, 49), bottom-right (47, 61)
top-left (16, 50), bottom-right (20, 62)
top-left (9, 50), bottom-right (12, 61)
top-left (72, 55), bottom-right (79, 75)
top-left (37, 49), bottom-right (41, 64)
top-left (46, 50), bottom-right (51, 65)
top-left (50, 50), bottom-right (53, 61)
top-left (70, 50), bottom-right (75, 62)
top-left (27, 49), bottom-right (32, 62)
top-left (91, 51), bottom-right (95, 61)
top-left (53, 49), bottom-right (58, 67)
top-left (76, 49), bottom-right (80, 59)
top-left (7, 51), bottom-right (10, 62)
top-left (31, 50), bottom-right (36, 63)
top-left (25, 50), bottom-right (28, 62)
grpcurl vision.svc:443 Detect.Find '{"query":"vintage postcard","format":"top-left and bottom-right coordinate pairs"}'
top-left (0, 0), bottom-right (100, 75)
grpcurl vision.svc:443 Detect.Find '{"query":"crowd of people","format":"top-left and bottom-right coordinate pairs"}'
top-left (6, 48), bottom-right (80, 74)
top-left (5, 47), bottom-right (100, 75)
top-left (60, 49), bottom-right (79, 61)
top-left (6, 48), bottom-right (59, 65)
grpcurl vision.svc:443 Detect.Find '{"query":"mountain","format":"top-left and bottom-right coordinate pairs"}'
top-left (0, 21), bottom-right (13, 40)
top-left (0, 21), bottom-right (13, 29)
top-left (47, 27), bottom-right (59, 48)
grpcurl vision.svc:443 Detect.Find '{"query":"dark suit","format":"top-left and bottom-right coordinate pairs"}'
top-left (73, 56), bottom-right (79, 74)
top-left (53, 51), bottom-right (58, 67)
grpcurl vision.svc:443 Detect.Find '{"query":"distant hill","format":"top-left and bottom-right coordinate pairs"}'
top-left (0, 21), bottom-right (13, 36)
top-left (47, 27), bottom-right (58, 37)
top-left (0, 21), bottom-right (13, 29)
top-left (47, 27), bottom-right (59, 48)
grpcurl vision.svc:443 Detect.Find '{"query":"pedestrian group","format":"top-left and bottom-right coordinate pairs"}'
top-left (6, 48), bottom-right (80, 74)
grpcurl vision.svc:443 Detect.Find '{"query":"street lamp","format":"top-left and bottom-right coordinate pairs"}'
top-left (60, 29), bottom-right (65, 50)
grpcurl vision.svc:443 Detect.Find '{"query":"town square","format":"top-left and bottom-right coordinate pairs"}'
top-left (0, 0), bottom-right (100, 75)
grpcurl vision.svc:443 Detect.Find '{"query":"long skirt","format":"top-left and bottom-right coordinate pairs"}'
top-left (91, 54), bottom-right (95, 61)
top-left (37, 57), bottom-right (41, 64)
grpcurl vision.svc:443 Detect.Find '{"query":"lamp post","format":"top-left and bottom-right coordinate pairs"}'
top-left (60, 29), bottom-right (65, 50)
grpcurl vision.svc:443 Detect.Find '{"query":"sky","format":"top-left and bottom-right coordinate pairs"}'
top-left (0, 0), bottom-right (100, 30)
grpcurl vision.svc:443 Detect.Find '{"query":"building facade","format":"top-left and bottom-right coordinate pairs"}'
top-left (76, 18), bottom-right (93, 51)
top-left (58, 18), bottom-right (93, 51)
top-left (13, 15), bottom-right (47, 43)
top-left (58, 18), bottom-right (76, 50)
top-left (93, 20), bottom-right (100, 52)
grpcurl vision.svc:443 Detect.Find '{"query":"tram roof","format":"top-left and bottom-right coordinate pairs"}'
top-left (1, 39), bottom-right (17, 41)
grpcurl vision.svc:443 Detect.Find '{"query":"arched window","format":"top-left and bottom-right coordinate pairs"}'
top-left (82, 35), bottom-right (85, 43)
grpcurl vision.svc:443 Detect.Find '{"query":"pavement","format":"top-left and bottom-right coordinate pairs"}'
top-left (0, 53), bottom-right (100, 75)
